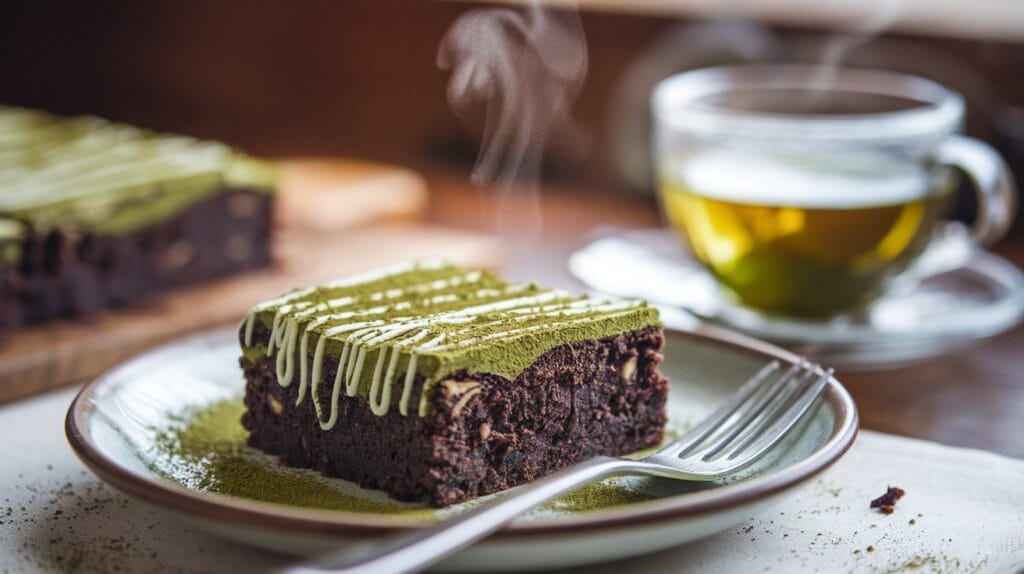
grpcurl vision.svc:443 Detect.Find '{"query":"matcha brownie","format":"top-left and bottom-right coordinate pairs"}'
top-left (0, 105), bottom-right (275, 333)
top-left (239, 260), bottom-right (668, 506)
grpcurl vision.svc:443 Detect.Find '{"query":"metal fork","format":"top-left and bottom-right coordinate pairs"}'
top-left (286, 359), bottom-right (834, 574)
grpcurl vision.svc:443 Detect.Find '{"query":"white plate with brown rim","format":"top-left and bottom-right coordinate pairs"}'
top-left (66, 324), bottom-right (857, 571)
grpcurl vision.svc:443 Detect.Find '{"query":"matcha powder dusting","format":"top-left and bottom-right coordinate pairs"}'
top-left (150, 399), bottom-right (437, 519)
top-left (149, 399), bottom-right (660, 520)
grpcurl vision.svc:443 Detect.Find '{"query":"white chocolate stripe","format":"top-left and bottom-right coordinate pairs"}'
top-left (244, 265), bottom-right (653, 420)
top-left (429, 309), bottom-right (642, 351)
top-left (245, 264), bottom-right (478, 346)
top-left (399, 354), bottom-right (419, 417)
top-left (269, 294), bottom-right (632, 399)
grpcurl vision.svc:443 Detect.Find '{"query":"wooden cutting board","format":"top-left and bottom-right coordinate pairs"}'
top-left (0, 160), bottom-right (502, 403)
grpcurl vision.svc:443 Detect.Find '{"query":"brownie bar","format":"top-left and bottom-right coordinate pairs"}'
top-left (239, 262), bottom-right (668, 506)
top-left (242, 326), bottom-right (667, 506)
top-left (13, 189), bottom-right (272, 325)
top-left (0, 104), bottom-right (276, 338)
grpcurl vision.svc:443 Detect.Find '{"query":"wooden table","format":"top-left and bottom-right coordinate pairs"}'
top-left (423, 171), bottom-right (1024, 459)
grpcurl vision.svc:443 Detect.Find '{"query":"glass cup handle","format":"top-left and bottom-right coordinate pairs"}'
top-left (934, 134), bottom-right (1019, 248)
top-left (895, 136), bottom-right (1019, 287)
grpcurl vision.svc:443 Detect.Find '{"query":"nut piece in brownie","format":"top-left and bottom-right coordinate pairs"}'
top-left (239, 260), bottom-right (669, 506)
top-left (0, 104), bottom-right (276, 334)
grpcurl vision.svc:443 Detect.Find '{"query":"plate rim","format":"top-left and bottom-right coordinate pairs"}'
top-left (66, 325), bottom-right (858, 540)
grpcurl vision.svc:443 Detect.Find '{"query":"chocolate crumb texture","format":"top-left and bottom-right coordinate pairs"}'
top-left (243, 326), bottom-right (668, 506)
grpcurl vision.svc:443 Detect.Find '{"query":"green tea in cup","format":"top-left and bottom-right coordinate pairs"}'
top-left (660, 150), bottom-right (955, 316)
top-left (653, 65), bottom-right (1017, 318)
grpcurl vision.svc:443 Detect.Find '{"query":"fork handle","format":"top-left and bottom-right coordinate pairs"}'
top-left (284, 456), bottom-right (641, 574)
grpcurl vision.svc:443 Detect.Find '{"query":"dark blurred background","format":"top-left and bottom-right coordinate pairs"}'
top-left (3, 1), bottom-right (1023, 233)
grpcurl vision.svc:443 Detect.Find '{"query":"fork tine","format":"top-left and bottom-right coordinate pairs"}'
top-left (720, 367), bottom-right (834, 470)
top-left (657, 360), bottom-right (782, 458)
top-left (696, 361), bottom-right (814, 461)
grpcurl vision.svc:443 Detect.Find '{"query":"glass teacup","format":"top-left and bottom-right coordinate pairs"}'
top-left (652, 65), bottom-right (1018, 318)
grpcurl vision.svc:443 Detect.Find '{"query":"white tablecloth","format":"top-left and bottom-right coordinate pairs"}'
top-left (2, 387), bottom-right (1022, 573)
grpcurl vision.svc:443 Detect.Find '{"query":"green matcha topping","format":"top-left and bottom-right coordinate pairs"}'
top-left (241, 260), bottom-right (661, 422)
top-left (0, 104), bottom-right (276, 235)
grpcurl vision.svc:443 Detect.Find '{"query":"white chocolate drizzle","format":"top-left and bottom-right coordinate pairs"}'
top-left (240, 261), bottom-right (656, 424)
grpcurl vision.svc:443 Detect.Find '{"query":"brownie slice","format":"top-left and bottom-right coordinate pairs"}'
top-left (14, 188), bottom-right (272, 324)
top-left (0, 104), bottom-right (276, 336)
top-left (239, 261), bottom-right (668, 506)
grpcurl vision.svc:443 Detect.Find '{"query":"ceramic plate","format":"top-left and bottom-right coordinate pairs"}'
top-left (66, 326), bottom-right (857, 571)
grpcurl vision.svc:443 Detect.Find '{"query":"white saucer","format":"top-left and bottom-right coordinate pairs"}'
top-left (569, 224), bottom-right (1024, 370)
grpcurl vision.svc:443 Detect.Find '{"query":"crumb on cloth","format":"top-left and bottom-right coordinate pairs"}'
top-left (870, 486), bottom-right (905, 515)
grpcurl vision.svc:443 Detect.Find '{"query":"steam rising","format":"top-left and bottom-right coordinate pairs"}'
top-left (806, 1), bottom-right (905, 93)
top-left (438, 1), bottom-right (587, 188)
top-left (610, 7), bottom-right (912, 190)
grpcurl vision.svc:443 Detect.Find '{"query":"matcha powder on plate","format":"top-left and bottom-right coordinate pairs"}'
top-left (148, 398), bottom-right (658, 520)
top-left (150, 399), bottom-right (438, 519)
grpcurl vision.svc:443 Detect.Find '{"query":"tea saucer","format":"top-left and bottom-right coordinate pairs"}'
top-left (568, 223), bottom-right (1024, 370)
